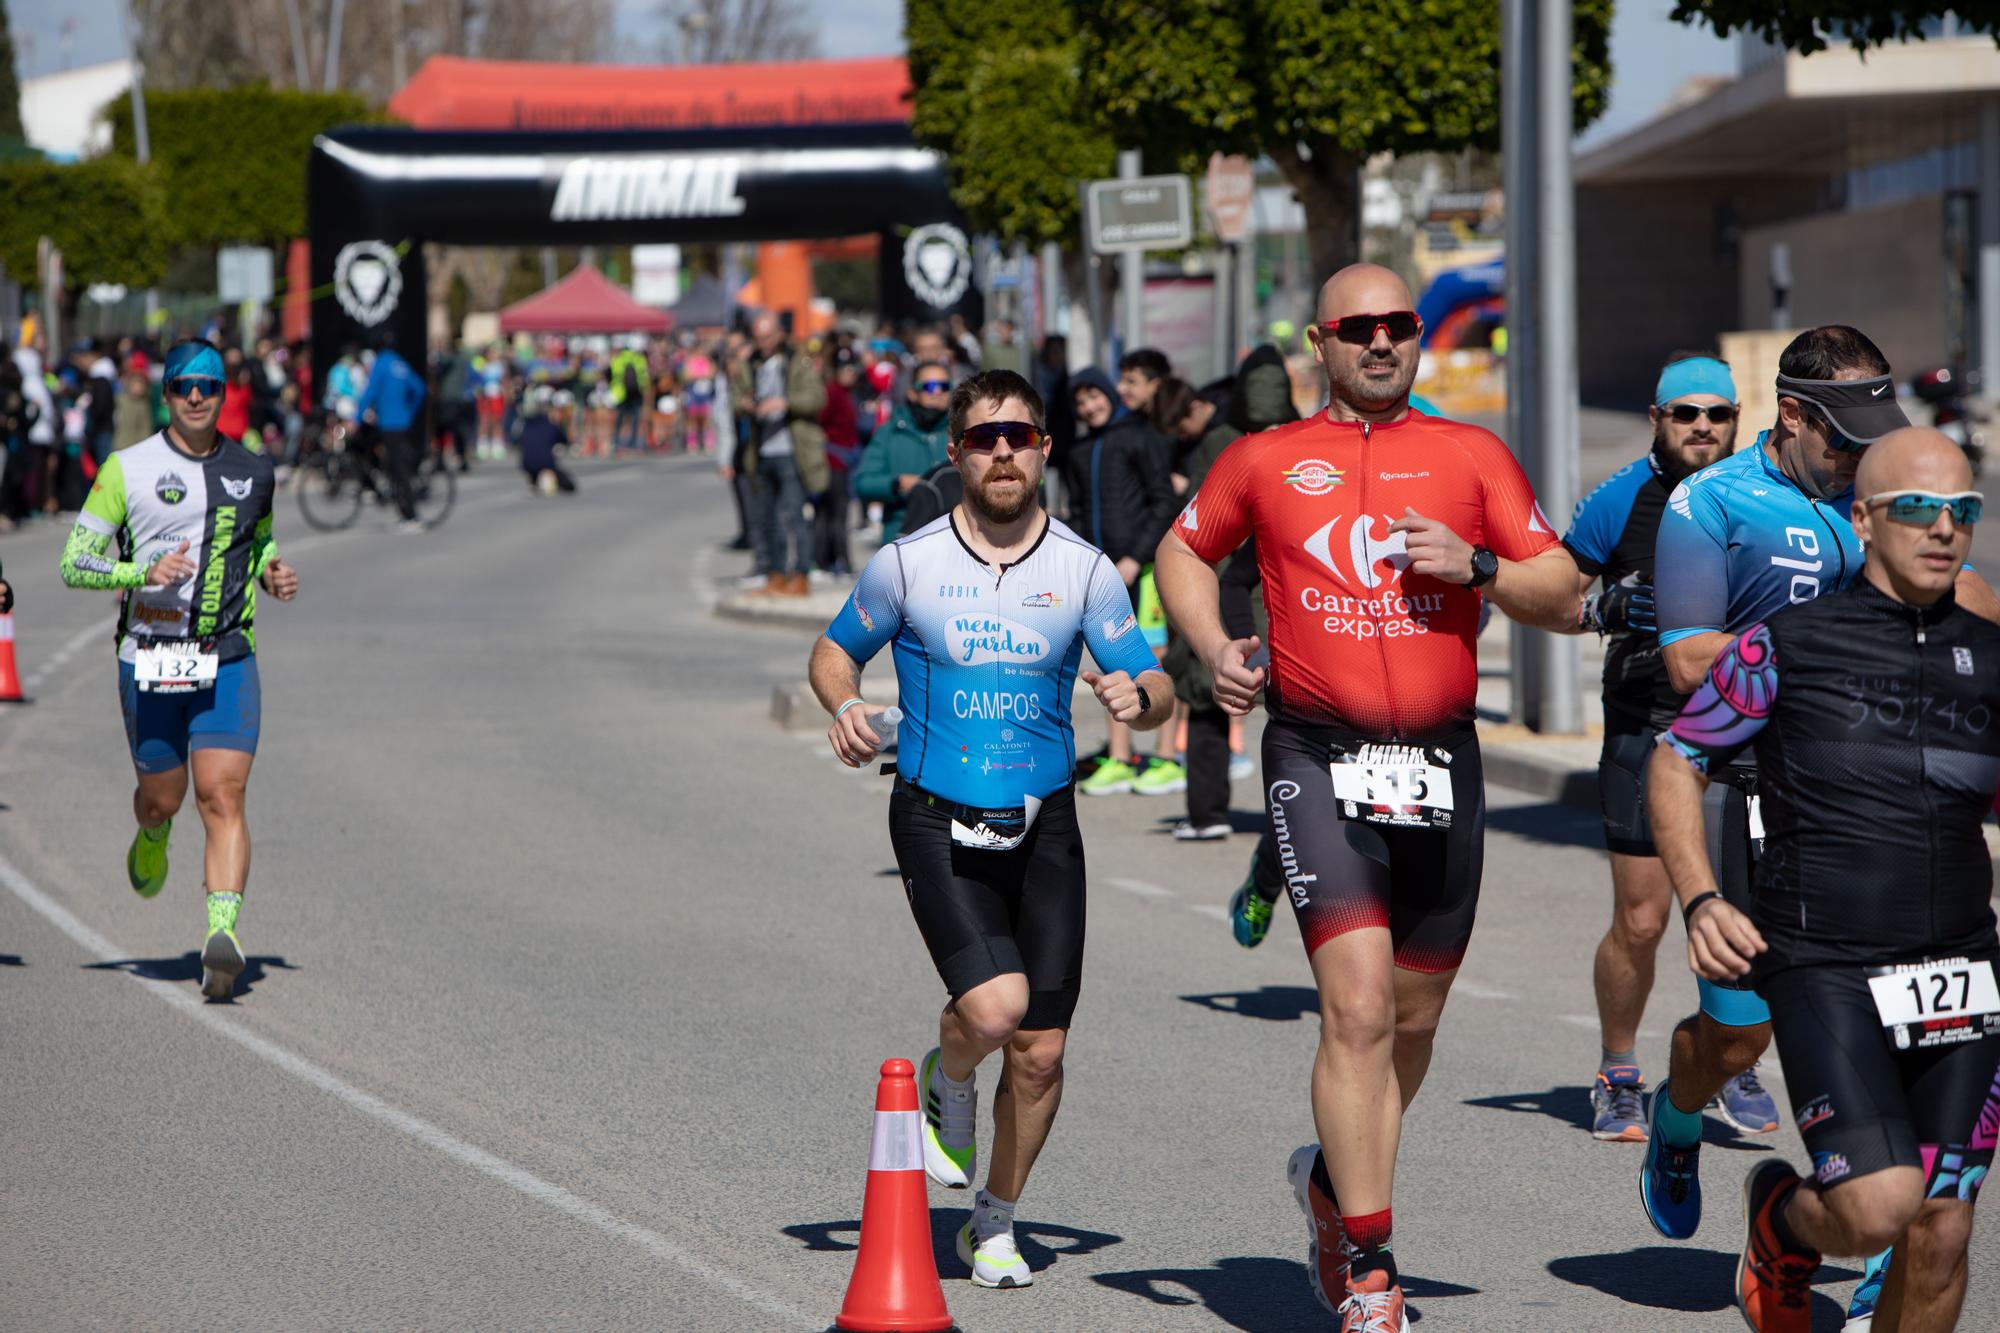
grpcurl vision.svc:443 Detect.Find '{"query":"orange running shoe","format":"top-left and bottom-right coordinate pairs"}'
top-left (1286, 1144), bottom-right (1355, 1316)
top-left (1338, 1267), bottom-right (1409, 1333)
top-left (1738, 1160), bottom-right (1819, 1332)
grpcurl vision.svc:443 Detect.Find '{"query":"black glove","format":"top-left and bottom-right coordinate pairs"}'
top-left (1582, 573), bottom-right (1655, 635)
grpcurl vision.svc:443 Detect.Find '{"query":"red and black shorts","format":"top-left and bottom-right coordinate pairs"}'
top-left (1259, 718), bottom-right (1485, 973)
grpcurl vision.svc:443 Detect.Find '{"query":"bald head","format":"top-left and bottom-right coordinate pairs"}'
top-left (1853, 426), bottom-right (1978, 605)
top-left (751, 312), bottom-right (782, 355)
top-left (1317, 263), bottom-right (1415, 323)
top-left (1312, 263), bottom-right (1422, 420)
top-left (1855, 427), bottom-right (1972, 500)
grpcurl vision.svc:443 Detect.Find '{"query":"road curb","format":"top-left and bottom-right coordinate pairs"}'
top-left (1479, 741), bottom-right (1598, 811)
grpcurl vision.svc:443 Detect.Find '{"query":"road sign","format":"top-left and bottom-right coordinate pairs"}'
top-left (217, 246), bottom-right (275, 303)
top-left (1203, 154), bottom-right (1254, 245)
top-left (1084, 174), bottom-right (1192, 254)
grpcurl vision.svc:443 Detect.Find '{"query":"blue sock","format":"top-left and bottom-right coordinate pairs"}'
top-left (1654, 1081), bottom-right (1705, 1148)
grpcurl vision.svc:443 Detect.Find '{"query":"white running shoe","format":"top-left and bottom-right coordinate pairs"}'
top-left (919, 1047), bottom-right (977, 1189)
top-left (957, 1216), bottom-right (1033, 1288)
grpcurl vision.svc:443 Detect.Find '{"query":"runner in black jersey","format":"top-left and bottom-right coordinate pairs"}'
top-left (1649, 428), bottom-right (2000, 1333)
top-left (1554, 353), bottom-right (1737, 1140)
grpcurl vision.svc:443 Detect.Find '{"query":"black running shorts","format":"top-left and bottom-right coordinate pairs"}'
top-left (1259, 718), bottom-right (1485, 973)
top-left (1764, 963), bottom-right (2000, 1194)
top-left (887, 782), bottom-right (1086, 1031)
top-left (1597, 702), bottom-right (1657, 857)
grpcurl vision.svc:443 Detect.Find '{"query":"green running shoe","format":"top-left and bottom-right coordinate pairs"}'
top-left (201, 928), bottom-right (245, 999)
top-left (1077, 757), bottom-right (1138, 796)
top-left (1130, 757), bottom-right (1188, 796)
top-left (201, 893), bottom-right (245, 1000)
top-left (1229, 878), bottom-right (1274, 948)
top-left (127, 820), bottom-right (171, 899)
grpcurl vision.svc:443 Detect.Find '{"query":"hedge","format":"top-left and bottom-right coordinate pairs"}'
top-left (102, 86), bottom-right (392, 250)
top-left (0, 156), bottom-right (172, 289)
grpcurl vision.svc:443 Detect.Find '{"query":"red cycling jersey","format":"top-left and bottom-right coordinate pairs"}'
top-left (1173, 409), bottom-right (1559, 738)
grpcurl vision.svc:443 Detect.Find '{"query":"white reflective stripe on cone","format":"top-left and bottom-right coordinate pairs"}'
top-left (868, 1109), bottom-right (923, 1172)
top-left (0, 615), bottom-right (12, 642)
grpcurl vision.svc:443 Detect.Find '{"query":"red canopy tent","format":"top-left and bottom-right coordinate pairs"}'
top-left (498, 264), bottom-right (672, 336)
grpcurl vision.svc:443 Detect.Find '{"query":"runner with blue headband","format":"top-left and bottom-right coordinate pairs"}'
top-left (58, 338), bottom-right (301, 1001)
top-left (1543, 351), bottom-right (1739, 1143)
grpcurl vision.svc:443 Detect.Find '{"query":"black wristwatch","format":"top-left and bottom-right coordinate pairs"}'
top-left (1135, 684), bottom-right (1153, 715)
top-left (1467, 546), bottom-right (1499, 589)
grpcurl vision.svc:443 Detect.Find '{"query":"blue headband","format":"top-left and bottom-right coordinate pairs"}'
top-left (164, 342), bottom-right (225, 382)
top-left (1655, 356), bottom-right (1736, 407)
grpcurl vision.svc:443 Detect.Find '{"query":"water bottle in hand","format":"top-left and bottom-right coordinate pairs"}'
top-left (871, 706), bottom-right (903, 753)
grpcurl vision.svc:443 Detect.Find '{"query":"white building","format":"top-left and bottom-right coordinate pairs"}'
top-left (20, 59), bottom-right (134, 161)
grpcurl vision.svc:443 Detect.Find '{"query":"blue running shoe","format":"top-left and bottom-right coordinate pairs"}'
top-left (1591, 1065), bottom-right (1648, 1142)
top-left (1843, 1248), bottom-right (1889, 1330)
top-left (1641, 1083), bottom-right (1702, 1239)
top-left (1713, 1063), bottom-right (1781, 1135)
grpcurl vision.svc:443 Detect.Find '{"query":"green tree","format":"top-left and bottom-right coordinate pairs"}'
top-left (0, 158), bottom-right (173, 292)
top-left (906, 1), bottom-right (1118, 249)
top-left (1670, 3), bottom-right (1998, 54)
top-left (0, 1), bottom-right (22, 142)
top-left (1075, 0), bottom-right (1613, 284)
top-left (102, 87), bottom-right (389, 251)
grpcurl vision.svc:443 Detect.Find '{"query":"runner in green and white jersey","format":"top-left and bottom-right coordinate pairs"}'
top-left (58, 340), bottom-right (299, 999)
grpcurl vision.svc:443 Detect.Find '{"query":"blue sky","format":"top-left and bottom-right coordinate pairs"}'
top-left (10, 0), bottom-right (1735, 150)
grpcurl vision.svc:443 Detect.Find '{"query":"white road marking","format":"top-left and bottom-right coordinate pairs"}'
top-left (22, 614), bottom-right (119, 691)
top-left (0, 850), bottom-right (818, 1329)
top-left (1453, 980), bottom-right (1515, 1001)
top-left (1185, 903), bottom-right (1230, 923)
top-left (1558, 1014), bottom-right (1599, 1030)
top-left (1107, 876), bottom-right (1173, 899)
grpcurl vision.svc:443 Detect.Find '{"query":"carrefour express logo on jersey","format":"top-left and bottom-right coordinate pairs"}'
top-left (950, 614), bottom-right (1048, 665)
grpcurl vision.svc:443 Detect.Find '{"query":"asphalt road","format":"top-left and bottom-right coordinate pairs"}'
top-left (1, 454), bottom-right (1993, 1332)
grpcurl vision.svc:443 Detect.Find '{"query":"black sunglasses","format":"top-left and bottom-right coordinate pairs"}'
top-left (1317, 311), bottom-right (1420, 346)
top-left (166, 375), bottom-right (224, 399)
top-left (959, 420), bottom-right (1043, 452)
top-left (916, 377), bottom-right (952, 393)
top-left (1664, 403), bottom-right (1737, 425)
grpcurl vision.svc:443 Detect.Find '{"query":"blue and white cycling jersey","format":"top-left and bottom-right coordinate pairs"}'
top-left (826, 514), bottom-right (1158, 810)
top-left (1655, 433), bottom-right (1862, 647)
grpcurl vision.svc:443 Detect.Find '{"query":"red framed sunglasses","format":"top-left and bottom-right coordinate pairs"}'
top-left (1315, 311), bottom-right (1421, 346)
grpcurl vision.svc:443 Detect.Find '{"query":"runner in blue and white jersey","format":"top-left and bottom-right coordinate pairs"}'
top-left (1641, 325), bottom-right (2000, 1330)
top-left (809, 368), bottom-right (1171, 1293)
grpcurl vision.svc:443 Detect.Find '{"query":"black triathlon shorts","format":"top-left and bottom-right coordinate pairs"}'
top-left (1258, 718), bottom-right (1485, 973)
top-left (1764, 963), bottom-right (2000, 1194)
top-left (1597, 702), bottom-right (1657, 857)
top-left (887, 781), bottom-right (1086, 1031)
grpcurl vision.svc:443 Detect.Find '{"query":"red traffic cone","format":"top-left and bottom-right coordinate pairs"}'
top-left (834, 1058), bottom-right (954, 1332)
top-left (0, 614), bottom-right (24, 703)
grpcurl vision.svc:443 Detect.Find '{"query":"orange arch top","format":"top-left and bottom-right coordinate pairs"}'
top-left (387, 54), bottom-right (913, 132)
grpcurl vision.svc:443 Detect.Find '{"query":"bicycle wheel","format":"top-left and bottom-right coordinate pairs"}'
top-left (296, 446), bottom-right (363, 531)
top-left (410, 449), bottom-right (457, 529)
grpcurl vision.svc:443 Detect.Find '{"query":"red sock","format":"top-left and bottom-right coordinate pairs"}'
top-left (1341, 1207), bottom-right (1393, 1252)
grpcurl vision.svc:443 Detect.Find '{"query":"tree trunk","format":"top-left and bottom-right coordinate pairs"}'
top-left (1268, 137), bottom-right (1365, 293)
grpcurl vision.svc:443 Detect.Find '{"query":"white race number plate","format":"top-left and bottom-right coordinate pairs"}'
top-left (1867, 958), bottom-right (2000, 1048)
top-left (134, 641), bottom-right (218, 694)
top-left (1331, 744), bottom-right (1455, 830)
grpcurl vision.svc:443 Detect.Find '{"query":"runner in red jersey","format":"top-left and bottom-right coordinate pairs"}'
top-left (1157, 263), bottom-right (1578, 1331)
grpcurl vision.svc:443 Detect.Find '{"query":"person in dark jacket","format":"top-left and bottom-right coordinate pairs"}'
top-left (1067, 365), bottom-right (1179, 796)
top-left (852, 359), bottom-right (953, 542)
